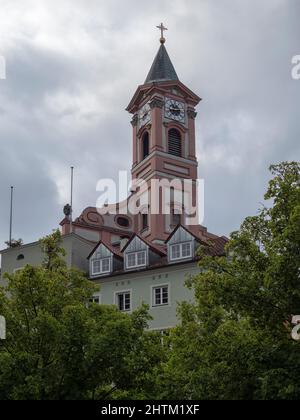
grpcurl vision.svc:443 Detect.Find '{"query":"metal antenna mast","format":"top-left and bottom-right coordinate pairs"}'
top-left (9, 186), bottom-right (13, 247)
top-left (70, 166), bottom-right (74, 232)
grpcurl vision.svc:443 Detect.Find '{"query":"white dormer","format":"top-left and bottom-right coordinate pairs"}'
top-left (122, 236), bottom-right (149, 271)
top-left (89, 244), bottom-right (113, 277)
top-left (122, 234), bottom-right (166, 272)
top-left (166, 226), bottom-right (196, 263)
top-left (88, 241), bottom-right (124, 278)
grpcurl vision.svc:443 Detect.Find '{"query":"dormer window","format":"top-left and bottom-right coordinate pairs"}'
top-left (91, 257), bottom-right (111, 276)
top-left (126, 251), bottom-right (147, 269)
top-left (170, 242), bottom-right (192, 262)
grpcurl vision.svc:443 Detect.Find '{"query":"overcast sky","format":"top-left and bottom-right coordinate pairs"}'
top-left (0, 0), bottom-right (299, 249)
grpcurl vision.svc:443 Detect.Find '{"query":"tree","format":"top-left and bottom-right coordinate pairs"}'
top-left (0, 231), bottom-right (164, 400)
top-left (5, 238), bottom-right (23, 248)
top-left (158, 162), bottom-right (300, 400)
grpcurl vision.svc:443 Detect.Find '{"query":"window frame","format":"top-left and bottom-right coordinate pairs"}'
top-left (89, 294), bottom-right (101, 305)
top-left (152, 284), bottom-right (170, 307)
top-left (141, 213), bottom-right (149, 231)
top-left (116, 216), bottom-right (130, 228)
top-left (142, 131), bottom-right (150, 160)
top-left (13, 267), bottom-right (24, 274)
top-left (125, 250), bottom-right (147, 270)
top-left (115, 290), bottom-right (132, 312)
top-left (91, 257), bottom-right (111, 276)
top-left (169, 241), bottom-right (193, 262)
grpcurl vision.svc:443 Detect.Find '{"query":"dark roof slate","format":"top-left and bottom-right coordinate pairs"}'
top-left (145, 44), bottom-right (179, 84)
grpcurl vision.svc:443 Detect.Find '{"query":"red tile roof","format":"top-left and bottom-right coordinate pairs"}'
top-left (121, 233), bottom-right (167, 257)
top-left (87, 239), bottom-right (123, 260)
top-left (165, 224), bottom-right (210, 246)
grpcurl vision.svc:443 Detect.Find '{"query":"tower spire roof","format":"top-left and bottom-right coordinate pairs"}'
top-left (145, 43), bottom-right (179, 84)
top-left (145, 24), bottom-right (179, 84)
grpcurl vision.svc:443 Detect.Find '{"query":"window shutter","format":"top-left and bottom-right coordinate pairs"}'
top-left (168, 129), bottom-right (182, 157)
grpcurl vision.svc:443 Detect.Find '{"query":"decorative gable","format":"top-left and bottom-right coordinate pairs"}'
top-left (167, 226), bottom-right (194, 245)
top-left (91, 243), bottom-right (113, 259)
top-left (123, 236), bottom-right (149, 271)
top-left (166, 226), bottom-right (196, 263)
top-left (123, 235), bottom-right (149, 253)
top-left (89, 243), bottom-right (113, 278)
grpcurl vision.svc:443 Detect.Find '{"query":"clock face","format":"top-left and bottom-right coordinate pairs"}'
top-left (139, 102), bottom-right (151, 127)
top-left (165, 98), bottom-right (185, 123)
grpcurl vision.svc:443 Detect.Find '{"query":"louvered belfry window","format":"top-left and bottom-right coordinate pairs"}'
top-left (168, 128), bottom-right (182, 157)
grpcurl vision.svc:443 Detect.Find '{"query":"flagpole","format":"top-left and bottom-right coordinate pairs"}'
top-left (9, 186), bottom-right (13, 247)
top-left (70, 167), bottom-right (74, 233)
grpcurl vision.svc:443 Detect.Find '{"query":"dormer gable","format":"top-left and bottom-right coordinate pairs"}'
top-left (122, 234), bottom-right (166, 271)
top-left (165, 225), bottom-right (205, 263)
top-left (88, 241), bottom-right (122, 278)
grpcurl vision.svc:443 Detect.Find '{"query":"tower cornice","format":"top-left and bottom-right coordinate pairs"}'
top-left (126, 80), bottom-right (201, 114)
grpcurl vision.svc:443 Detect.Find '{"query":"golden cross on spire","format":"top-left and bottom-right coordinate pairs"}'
top-left (156, 22), bottom-right (168, 44)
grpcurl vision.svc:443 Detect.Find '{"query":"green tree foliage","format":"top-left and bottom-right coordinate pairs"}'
top-left (0, 231), bottom-right (164, 400)
top-left (158, 162), bottom-right (300, 400)
top-left (1, 162), bottom-right (299, 400)
top-left (5, 238), bottom-right (23, 248)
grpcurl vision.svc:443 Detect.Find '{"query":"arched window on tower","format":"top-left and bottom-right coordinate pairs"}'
top-left (142, 132), bottom-right (150, 160)
top-left (170, 188), bottom-right (182, 228)
top-left (168, 128), bottom-right (182, 157)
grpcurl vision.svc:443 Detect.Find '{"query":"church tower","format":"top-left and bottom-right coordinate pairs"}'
top-left (126, 25), bottom-right (201, 243)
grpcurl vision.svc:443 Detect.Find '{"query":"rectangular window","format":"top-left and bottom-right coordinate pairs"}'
top-left (101, 258), bottom-right (110, 273)
top-left (89, 295), bottom-right (100, 305)
top-left (153, 286), bottom-right (169, 307)
top-left (182, 242), bottom-right (192, 258)
top-left (117, 292), bottom-right (131, 312)
top-left (171, 244), bottom-right (181, 260)
top-left (91, 258), bottom-right (111, 275)
top-left (137, 251), bottom-right (146, 266)
top-left (126, 251), bottom-right (147, 269)
top-left (142, 214), bottom-right (148, 230)
top-left (13, 268), bottom-right (24, 273)
top-left (127, 253), bottom-right (136, 268)
top-left (92, 259), bottom-right (101, 274)
top-left (170, 242), bottom-right (192, 261)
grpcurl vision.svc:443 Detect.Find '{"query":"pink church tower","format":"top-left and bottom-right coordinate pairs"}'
top-left (61, 25), bottom-right (219, 248)
top-left (126, 25), bottom-right (202, 243)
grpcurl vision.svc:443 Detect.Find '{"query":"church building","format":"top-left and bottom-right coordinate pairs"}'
top-left (1, 26), bottom-right (227, 331)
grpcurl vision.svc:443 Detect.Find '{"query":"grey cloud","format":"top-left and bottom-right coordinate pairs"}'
top-left (0, 0), bottom-right (299, 248)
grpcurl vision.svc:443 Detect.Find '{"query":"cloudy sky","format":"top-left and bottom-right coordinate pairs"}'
top-left (0, 0), bottom-right (299, 249)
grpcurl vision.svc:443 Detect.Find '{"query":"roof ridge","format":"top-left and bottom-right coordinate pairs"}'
top-left (88, 239), bottom-right (123, 260)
